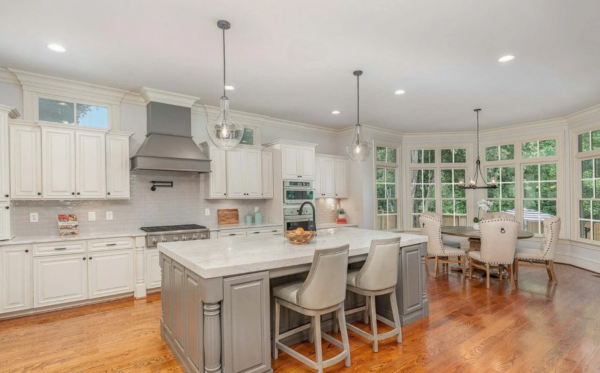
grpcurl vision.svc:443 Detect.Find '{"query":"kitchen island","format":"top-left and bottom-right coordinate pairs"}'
top-left (158, 227), bottom-right (428, 373)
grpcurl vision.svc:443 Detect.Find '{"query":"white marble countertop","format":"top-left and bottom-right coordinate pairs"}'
top-left (158, 227), bottom-right (427, 279)
top-left (207, 222), bottom-right (282, 232)
top-left (0, 230), bottom-right (146, 247)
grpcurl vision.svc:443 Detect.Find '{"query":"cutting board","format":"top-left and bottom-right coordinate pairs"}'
top-left (218, 209), bottom-right (239, 225)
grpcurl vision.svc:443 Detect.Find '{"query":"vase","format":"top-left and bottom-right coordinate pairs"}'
top-left (473, 222), bottom-right (480, 230)
top-left (339, 214), bottom-right (346, 219)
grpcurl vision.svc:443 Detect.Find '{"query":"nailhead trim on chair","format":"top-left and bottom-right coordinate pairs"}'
top-left (420, 213), bottom-right (458, 256)
top-left (517, 217), bottom-right (560, 260)
top-left (478, 218), bottom-right (518, 265)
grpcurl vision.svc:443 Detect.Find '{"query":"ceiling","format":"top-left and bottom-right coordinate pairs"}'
top-left (1, 0), bottom-right (599, 133)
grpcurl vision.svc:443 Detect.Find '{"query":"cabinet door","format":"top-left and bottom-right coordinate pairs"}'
top-left (261, 152), bottom-right (273, 199)
top-left (106, 134), bottom-right (130, 199)
top-left (88, 249), bottom-right (133, 299)
top-left (210, 147), bottom-right (228, 198)
top-left (0, 111), bottom-right (9, 202)
top-left (298, 147), bottom-right (315, 180)
top-left (34, 253), bottom-right (88, 308)
top-left (0, 245), bottom-right (31, 314)
top-left (0, 202), bottom-right (10, 241)
top-left (281, 145), bottom-right (299, 180)
top-left (334, 159), bottom-right (348, 198)
top-left (314, 157), bottom-right (323, 197)
top-left (42, 127), bottom-right (76, 199)
top-left (10, 125), bottom-right (42, 199)
top-left (76, 131), bottom-right (106, 199)
top-left (145, 250), bottom-right (162, 289)
top-left (244, 148), bottom-right (262, 197)
top-left (227, 149), bottom-right (245, 198)
top-left (321, 157), bottom-right (336, 198)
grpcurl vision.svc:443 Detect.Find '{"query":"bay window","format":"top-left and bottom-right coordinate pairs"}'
top-left (376, 145), bottom-right (399, 231)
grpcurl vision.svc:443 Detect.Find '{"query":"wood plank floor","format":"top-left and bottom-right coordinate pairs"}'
top-left (1, 263), bottom-right (599, 372)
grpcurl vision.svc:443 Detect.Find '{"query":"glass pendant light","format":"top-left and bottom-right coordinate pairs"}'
top-left (459, 109), bottom-right (497, 190)
top-left (207, 20), bottom-right (244, 149)
top-left (346, 70), bottom-right (372, 162)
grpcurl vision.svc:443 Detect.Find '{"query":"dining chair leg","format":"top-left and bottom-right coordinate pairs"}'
top-left (434, 256), bottom-right (439, 277)
top-left (390, 290), bottom-right (402, 343)
top-left (549, 260), bottom-right (558, 285)
top-left (499, 266), bottom-right (503, 281)
top-left (425, 255), bottom-right (429, 267)
top-left (370, 295), bottom-right (378, 353)
top-left (486, 263), bottom-right (490, 289)
top-left (469, 258), bottom-right (473, 279)
top-left (273, 302), bottom-right (280, 359)
top-left (514, 258), bottom-right (519, 282)
top-left (333, 309), bottom-right (339, 334)
top-left (508, 263), bottom-right (515, 290)
top-left (337, 307), bottom-right (351, 367)
top-left (461, 255), bottom-right (466, 275)
top-left (364, 296), bottom-right (370, 324)
top-left (546, 260), bottom-right (553, 280)
top-left (314, 315), bottom-right (324, 373)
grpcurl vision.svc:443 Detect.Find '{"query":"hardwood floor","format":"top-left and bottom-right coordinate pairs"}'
top-left (1, 263), bottom-right (599, 372)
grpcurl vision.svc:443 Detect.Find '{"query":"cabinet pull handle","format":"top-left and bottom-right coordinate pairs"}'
top-left (229, 233), bottom-right (236, 236)
top-left (106, 243), bottom-right (117, 246)
top-left (4, 206), bottom-right (8, 209)
top-left (271, 230), bottom-right (278, 232)
top-left (55, 247), bottom-right (67, 250)
top-left (253, 232), bottom-right (260, 234)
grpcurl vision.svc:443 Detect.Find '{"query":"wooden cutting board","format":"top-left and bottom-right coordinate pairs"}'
top-left (218, 209), bottom-right (239, 225)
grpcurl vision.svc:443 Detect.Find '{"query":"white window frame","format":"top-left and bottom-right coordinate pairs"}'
top-left (373, 142), bottom-right (401, 231)
top-left (31, 92), bottom-right (116, 130)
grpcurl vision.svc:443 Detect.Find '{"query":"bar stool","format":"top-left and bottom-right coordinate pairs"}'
top-left (344, 237), bottom-right (402, 353)
top-left (272, 245), bottom-right (351, 372)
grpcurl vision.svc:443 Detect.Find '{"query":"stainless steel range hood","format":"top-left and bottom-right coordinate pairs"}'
top-left (130, 100), bottom-right (211, 173)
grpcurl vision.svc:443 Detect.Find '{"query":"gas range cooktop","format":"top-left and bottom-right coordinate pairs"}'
top-left (140, 224), bottom-right (207, 233)
top-left (141, 224), bottom-right (210, 247)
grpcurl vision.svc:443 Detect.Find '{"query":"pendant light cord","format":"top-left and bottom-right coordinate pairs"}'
top-left (476, 109), bottom-right (480, 161)
top-left (356, 73), bottom-right (360, 126)
top-left (222, 28), bottom-right (226, 98)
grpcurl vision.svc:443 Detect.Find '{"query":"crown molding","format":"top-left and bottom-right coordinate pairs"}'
top-left (8, 68), bottom-right (128, 104)
top-left (338, 124), bottom-right (404, 141)
top-left (565, 103), bottom-right (600, 125)
top-left (0, 68), bottom-right (19, 85)
top-left (402, 130), bottom-right (475, 141)
top-left (204, 104), bottom-right (267, 128)
top-left (121, 92), bottom-right (146, 106)
top-left (139, 87), bottom-right (199, 107)
top-left (480, 117), bottom-right (568, 137)
top-left (263, 139), bottom-right (318, 148)
top-left (263, 117), bottom-right (339, 136)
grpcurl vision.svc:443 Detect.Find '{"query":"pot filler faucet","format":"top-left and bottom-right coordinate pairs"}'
top-left (298, 201), bottom-right (317, 234)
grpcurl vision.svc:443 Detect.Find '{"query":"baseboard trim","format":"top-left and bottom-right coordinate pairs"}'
top-left (554, 253), bottom-right (600, 274)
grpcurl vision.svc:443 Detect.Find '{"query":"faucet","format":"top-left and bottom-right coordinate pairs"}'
top-left (298, 201), bottom-right (317, 234)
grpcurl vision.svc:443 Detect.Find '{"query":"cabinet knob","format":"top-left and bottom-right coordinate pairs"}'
top-left (38, 192), bottom-right (41, 195)
top-left (25, 249), bottom-right (29, 253)
top-left (72, 192), bottom-right (75, 195)
top-left (4, 206), bottom-right (8, 210)
top-left (107, 192), bottom-right (111, 195)
top-left (89, 257), bottom-right (92, 260)
top-left (83, 257), bottom-right (86, 260)
top-left (224, 193), bottom-right (226, 195)
top-left (4, 194), bottom-right (8, 197)
top-left (77, 192), bottom-right (80, 195)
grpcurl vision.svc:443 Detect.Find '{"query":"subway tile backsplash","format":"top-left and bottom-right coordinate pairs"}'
top-left (9, 171), bottom-right (335, 237)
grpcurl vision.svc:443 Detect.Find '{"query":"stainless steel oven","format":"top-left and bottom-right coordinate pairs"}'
top-left (283, 206), bottom-right (314, 231)
top-left (283, 181), bottom-right (314, 205)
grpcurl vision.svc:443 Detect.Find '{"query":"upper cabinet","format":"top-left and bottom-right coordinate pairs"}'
top-left (106, 133), bottom-right (130, 199)
top-left (10, 124), bottom-right (42, 199)
top-left (201, 143), bottom-right (228, 199)
top-left (76, 131), bottom-right (106, 199)
top-left (0, 106), bottom-right (9, 202)
top-left (315, 154), bottom-right (349, 199)
top-left (261, 152), bottom-right (273, 199)
top-left (273, 143), bottom-right (316, 181)
top-left (42, 126), bottom-right (76, 199)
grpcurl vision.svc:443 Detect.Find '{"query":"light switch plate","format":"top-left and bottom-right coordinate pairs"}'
top-left (30, 213), bottom-right (38, 223)
top-left (106, 211), bottom-right (113, 220)
top-left (205, 208), bottom-right (210, 216)
top-left (88, 212), bottom-right (96, 221)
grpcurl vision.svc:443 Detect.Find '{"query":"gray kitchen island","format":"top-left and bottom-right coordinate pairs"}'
top-left (158, 227), bottom-right (428, 373)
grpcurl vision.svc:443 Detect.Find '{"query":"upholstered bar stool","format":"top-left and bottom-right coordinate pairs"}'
top-left (469, 219), bottom-right (519, 289)
top-left (272, 245), bottom-right (351, 372)
top-left (420, 212), bottom-right (461, 266)
top-left (514, 216), bottom-right (561, 285)
top-left (344, 237), bottom-right (402, 353)
top-left (419, 212), bottom-right (468, 277)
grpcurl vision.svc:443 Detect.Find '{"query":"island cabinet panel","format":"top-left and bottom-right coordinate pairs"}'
top-left (222, 271), bottom-right (271, 373)
top-left (184, 270), bottom-right (203, 373)
top-left (171, 261), bottom-right (186, 352)
top-left (401, 244), bottom-right (424, 315)
top-left (160, 253), bottom-right (173, 336)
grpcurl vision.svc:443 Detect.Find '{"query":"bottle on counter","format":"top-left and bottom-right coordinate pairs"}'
top-left (254, 209), bottom-right (263, 225)
top-left (245, 214), bottom-right (253, 224)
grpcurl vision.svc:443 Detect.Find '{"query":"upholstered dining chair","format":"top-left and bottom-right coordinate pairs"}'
top-left (421, 212), bottom-right (462, 266)
top-left (419, 212), bottom-right (468, 277)
top-left (469, 219), bottom-right (519, 289)
top-left (344, 237), bottom-right (402, 353)
top-left (514, 216), bottom-right (561, 285)
top-left (272, 245), bottom-right (351, 372)
top-left (482, 212), bottom-right (516, 221)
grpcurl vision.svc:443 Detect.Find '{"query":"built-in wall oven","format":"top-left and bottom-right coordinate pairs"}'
top-left (283, 206), bottom-right (314, 232)
top-left (283, 181), bottom-right (314, 205)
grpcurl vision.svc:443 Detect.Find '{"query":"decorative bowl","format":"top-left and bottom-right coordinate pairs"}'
top-left (284, 231), bottom-right (316, 245)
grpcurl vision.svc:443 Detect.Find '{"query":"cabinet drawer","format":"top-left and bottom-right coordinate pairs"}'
top-left (88, 237), bottom-right (134, 252)
top-left (33, 240), bottom-right (87, 256)
top-left (218, 229), bottom-right (247, 238)
top-left (247, 227), bottom-right (282, 235)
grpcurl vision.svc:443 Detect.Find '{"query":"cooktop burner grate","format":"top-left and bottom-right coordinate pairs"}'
top-left (140, 224), bottom-right (207, 233)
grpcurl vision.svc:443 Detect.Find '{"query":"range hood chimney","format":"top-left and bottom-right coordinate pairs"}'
top-left (130, 88), bottom-right (211, 173)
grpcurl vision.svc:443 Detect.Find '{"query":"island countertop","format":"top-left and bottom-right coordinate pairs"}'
top-left (158, 227), bottom-right (427, 279)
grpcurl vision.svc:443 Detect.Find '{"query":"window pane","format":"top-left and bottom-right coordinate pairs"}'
top-left (582, 160), bottom-right (593, 179)
top-left (502, 167), bottom-right (515, 182)
top-left (441, 170), bottom-right (452, 183)
top-left (411, 150), bottom-right (421, 163)
top-left (454, 169), bottom-right (465, 183)
top-left (441, 149), bottom-right (453, 163)
top-left (540, 200), bottom-right (557, 216)
top-left (540, 164), bottom-right (557, 181)
top-left (76, 104), bottom-right (109, 128)
top-left (579, 132), bottom-right (591, 152)
top-left (386, 184), bottom-right (396, 198)
top-left (501, 200), bottom-right (515, 212)
top-left (377, 200), bottom-right (387, 213)
top-left (454, 187), bottom-right (465, 198)
top-left (523, 165), bottom-right (539, 181)
top-left (377, 184), bottom-right (386, 198)
top-left (594, 223), bottom-right (600, 241)
top-left (454, 149), bottom-right (467, 163)
top-left (377, 168), bottom-right (384, 182)
top-left (377, 147), bottom-right (386, 162)
top-left (388, 199), bottom-right (397, 213)
top-left (424, 150), bottom-right (435, 163)
top-left (240, 128), bottom-right (254, 145)
top-left (425, 200), bottom-right (436, 212)
top-left (502, 183), bottom-right (515, 198)
top-left (592, 131), bottom-right (600, 150)
top-left (39, 98), bottom-right (74, 124)
top-left (442, 200), bottom-right (454, 214)
top-left (441, 184), bottom-right (453, 198)
top-left (487, 187), bottom-right (500, 198)
top-left (540, 182), bottom-right (557, 198)
top-left (412, 215), bottom-right (421, 229)
top-left (539, 139), bottom-right (556, 157)
top-left (582, 180), bottom-right (593, 198)
top-left (595, 159), bottom-right (600, 178)
top-left (489, 200), bottom-right (500, 212)
top-left (423, 170), bottom-right (435, 183)
top-left (522, 141), bottom-right (538, 158)
top-left (387, 148), bottom-right (397, 163)
top-left (413, 200), bottom-right (423, 213)
top-left (386, 168), bottom-right (395, 183)
top-left (500, 145), bottom-right (514, 160)
top-left (596, 180), bottom-right (600, 199)
top-left (455, 200), bottom-right (467, 214)
top-left (487, 167), bottom-right (500, 181)
top-left (486, 146), bottom-right (499, 162)
top-left (523, 183), bottom-right (538, 198)
top-left (580, 220), bottom-right (591, 239)
top-left (592, 201), bottom-right (600, 220)
top-left (386, 215), bottom-right (398, 230)
top-left (423, 184), bottom-right (435, 198)
top-left (411, 170), bottom-right (422, 183)
top-left (580, 200), bottom-right (591, 219)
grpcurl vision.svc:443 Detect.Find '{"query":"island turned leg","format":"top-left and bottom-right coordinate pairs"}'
top-left (204, 302), bottom-right (222, 373)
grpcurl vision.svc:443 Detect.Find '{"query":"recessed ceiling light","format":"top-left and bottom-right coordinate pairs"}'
top-left (47, 43), bottom-right (66, 53)
top-left (394, 90), bottom-right (406, 95)
top-left (224, 85), bottom-right (235, 90)
top-left (332, 110), bottom-right (340, 115)
top-left (498, 55), bottom-right (515, 62)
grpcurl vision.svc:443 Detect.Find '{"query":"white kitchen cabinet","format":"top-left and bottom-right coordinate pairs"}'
top-left (200, 142), bottom-right (228, 199)
top-left (0, 245), bottom-right (31, 314)
top-left (0, 107), bottom-right (9, 202)
top-left (42, 127), bottom-right (76, 199)
top-left (334, 158), bottom-right (348, 198)
top-left (88, 249), bottom-right (134, 299)
top-left (261, 151), bottom-right (273, 198)
top-left (280, 144), bottom-right (315, 180)
top-left (76, 131), bottom-right (106, 199)
top-left (0, 202), bottom-right (10, 241)
top-left (226, 148), bottom-right (262, 199)
top-left (9, 124), bottom-right (42, 199)
top-left (145, 249), bottom-right (162, 289)
top-left (34, 253), bottom-right (88, 308)
top-left (106, 133), bottom-right (130, 199)
top-left (314, 156), bottom-right (336, 198)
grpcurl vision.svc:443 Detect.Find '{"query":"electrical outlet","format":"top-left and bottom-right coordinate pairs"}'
top-left (30, 213), bottom-right (38, 223)
top-left (205, 208), bottom-right (210, 216)
top-left (106, 211), bottom-right (113, 220)
top-left (255, 207), bottom-right (259, 213)
top-left (88, 212), bottom-right (96, 221)
top-left (331, 204), bottom-right (335, 211)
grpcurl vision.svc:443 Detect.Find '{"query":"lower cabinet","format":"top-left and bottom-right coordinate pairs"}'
top-left (0, 245), bottom-right (31, 314)
top-left (0, 202), bottom-right (11, 241)
top-left (88, 249), bottom-right (134, 299)
top-left (34, 253), bottom-right (88, 308)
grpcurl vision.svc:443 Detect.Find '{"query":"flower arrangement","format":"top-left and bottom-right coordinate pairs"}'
top-left (473, 199), bottom-right (493, 228)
